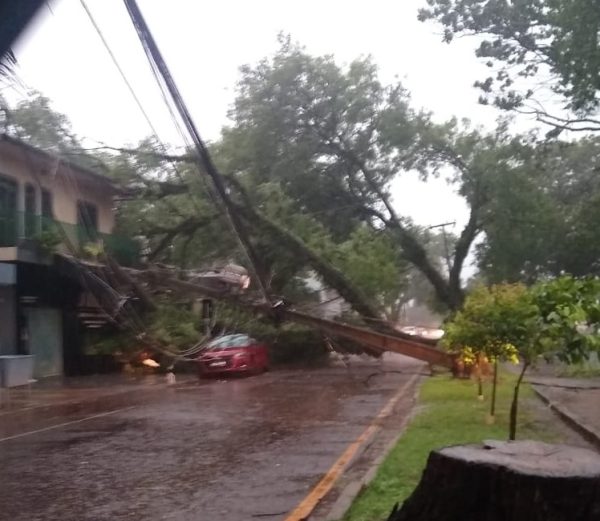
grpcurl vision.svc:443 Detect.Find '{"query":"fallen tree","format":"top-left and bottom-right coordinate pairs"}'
top-left (58, 254), bottom-right (454, 367)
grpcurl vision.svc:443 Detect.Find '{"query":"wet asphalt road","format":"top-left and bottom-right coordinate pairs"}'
top-left (0, 355), bottom-right (422, 521)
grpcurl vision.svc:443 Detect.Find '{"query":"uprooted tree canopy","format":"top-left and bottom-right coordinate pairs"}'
top-left (7, 42), bottom-right (600, 330)
top-left (109, 39), bottom-right (549, 318)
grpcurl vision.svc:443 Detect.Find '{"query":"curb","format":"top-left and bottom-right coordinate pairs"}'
top-left (322, 377), bottom-right (424, 521)
top-left (532, 385), bottom-right (600, 451)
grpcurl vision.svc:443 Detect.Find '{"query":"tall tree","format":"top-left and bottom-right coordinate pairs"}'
top-left (478, 136), bottom-right (600, 282)
top-left (219, 38), bottom-right (534, 311)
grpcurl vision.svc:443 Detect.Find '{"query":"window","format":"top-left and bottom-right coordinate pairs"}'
top-left (41, 189), bottom-right (53, 230)
top-left (0, 175), bottom-right (17, 214)
top-left (0, 175), bottom-right (17, 246)
top-left (24, 184), bottom-right (37, 237)
top-left (77, 201), bottom-right (98, 243)
top-left (206, 335), bottom-right (252, 350)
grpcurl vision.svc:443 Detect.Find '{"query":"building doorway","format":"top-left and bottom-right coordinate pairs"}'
top-left (25, 307), bottom-right (63, 377)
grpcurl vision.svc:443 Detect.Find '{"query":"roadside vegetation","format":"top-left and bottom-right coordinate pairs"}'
top-left (342, 276), bottom-right (600, 521)
top-left (341, 373), bottom-right (557, 521)
top-left (443, 277), bottom-right (600, 439)
top-left (85, 299), bottom-right (331, 367)
top-left (558, 357), bottom-right (600, 378)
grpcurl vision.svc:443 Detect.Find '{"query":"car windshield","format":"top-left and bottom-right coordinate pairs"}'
top-left (206, 334), bottom-right (252, 350)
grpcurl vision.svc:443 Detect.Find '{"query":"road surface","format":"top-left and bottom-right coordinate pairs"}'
top-left (0, 354), bottom-right (423, 521)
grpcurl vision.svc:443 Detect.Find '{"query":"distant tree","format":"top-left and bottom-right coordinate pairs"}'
top-left (478, 136), bottom-right (600, 282)
top-left (336, 226), bottom-right (412, 322)
top-left (419, 0), bottom-right (600, 132)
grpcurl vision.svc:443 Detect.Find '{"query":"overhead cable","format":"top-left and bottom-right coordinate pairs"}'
top-left (122, 0), bottom-right (273, 305)
top-left (79, 0), bottom-right (208, 215)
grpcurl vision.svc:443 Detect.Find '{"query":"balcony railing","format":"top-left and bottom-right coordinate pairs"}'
top-left (0, 211), bottom-right (140, 266)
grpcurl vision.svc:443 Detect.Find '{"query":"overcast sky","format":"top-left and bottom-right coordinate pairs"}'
top-left (7, 0), bottom-right (522, 262)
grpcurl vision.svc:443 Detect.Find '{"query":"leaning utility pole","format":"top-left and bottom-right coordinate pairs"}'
top-left (427, 221), bottom-right (456, 276)
top-left (122, 0), bottom-right (272, 305)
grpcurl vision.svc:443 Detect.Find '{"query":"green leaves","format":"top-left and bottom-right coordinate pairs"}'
top-left (444, 276), bottom-right (600, 365)
top-left (148, 302), bottom-right (200, 349)
top-left (335, 227), bottom-right (411, 320)
top-left (420, 0), bottom-right (600, 115)
top-left (443, 283), bottom-right (539, 361)
top-left (531, 275), bottom-right (600, 364)
top-left (478, 136), bottom-right (600, 282)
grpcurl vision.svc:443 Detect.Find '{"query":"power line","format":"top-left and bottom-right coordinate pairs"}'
top-left (122, 0), bottom-right (273, 305)
top-left (79, 0), bottom-right (160, 140)
top-left (80, 0), bottom-right (249, 279)
top-left (79, 0), bottom-right (210, 216)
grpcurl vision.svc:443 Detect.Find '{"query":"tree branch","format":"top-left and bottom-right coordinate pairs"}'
top-left (516, 107), bottom-right (600, 133)
top-left (82, 145), bottom-right (195, 163)
top-left (327, 138), bottom-right (462, 309)
top-left (146, 214), bottom-right (218, 261)
top-left (121, 179), bottom-right (190, 200)
top-left (449, 205), bottom-right (481, 299)
top-left (226, 177), bottom-right (387, 324)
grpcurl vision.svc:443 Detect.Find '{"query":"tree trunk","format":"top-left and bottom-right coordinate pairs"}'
top-left (104, 255), bottom-right (156, 312)
top-left (234, 201), bottom-right (384, 322)
top-left (490, 358), bottom-right (498, 416)
top-left (509, 361), bottom-right (529, 441)
top-left (388, 441), bottom-right (600, 521)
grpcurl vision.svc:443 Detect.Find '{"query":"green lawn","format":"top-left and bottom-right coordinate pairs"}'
top-left (340, 372), bottom-right (557, 521)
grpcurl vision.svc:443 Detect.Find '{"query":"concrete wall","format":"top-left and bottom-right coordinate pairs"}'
top-left (0, 143), bottom-right (115, 234)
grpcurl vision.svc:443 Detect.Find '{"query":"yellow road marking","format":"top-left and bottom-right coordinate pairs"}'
top-left (284, 373), bottom-right (419, 521)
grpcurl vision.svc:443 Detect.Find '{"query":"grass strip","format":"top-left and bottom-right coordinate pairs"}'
top-left (341, 372), bottom-right (557, 521)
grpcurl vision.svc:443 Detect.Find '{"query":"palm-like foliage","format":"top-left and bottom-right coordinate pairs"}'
top-left (0, 50), bottom-right (16, 79)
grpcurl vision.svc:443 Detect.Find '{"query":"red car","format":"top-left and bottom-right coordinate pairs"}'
top-left (197, 334), bottom-right (269, 376)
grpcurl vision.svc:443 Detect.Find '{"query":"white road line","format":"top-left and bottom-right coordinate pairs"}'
top-left (0, 405), bottom-right (137, 443)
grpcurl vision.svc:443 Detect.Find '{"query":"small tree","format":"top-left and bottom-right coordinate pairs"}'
top-left (445, 277), bottom-right (600, 440)
top-left (443, 284), bottom-right (538, 428)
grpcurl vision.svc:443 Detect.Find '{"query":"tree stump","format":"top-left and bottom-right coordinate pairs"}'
top-left (387, 440), bottom-right (600, 521)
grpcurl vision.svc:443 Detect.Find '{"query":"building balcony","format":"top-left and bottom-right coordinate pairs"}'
top-left (0, 212), bottom-right (140, 266)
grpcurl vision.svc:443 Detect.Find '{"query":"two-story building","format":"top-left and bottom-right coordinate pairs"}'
top-left (0, 134), bottom-right (132, 378)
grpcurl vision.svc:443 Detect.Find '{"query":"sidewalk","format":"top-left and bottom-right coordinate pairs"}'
top-left (528, 375), bottom-right (600, 451)
top-left (0, 373), bottom-right (189, 440)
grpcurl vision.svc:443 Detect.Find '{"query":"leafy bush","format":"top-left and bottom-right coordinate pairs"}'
top-left (148, 303), bottom-right (200, 349)
top-left (34, 228), bottom-right (62, 254)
